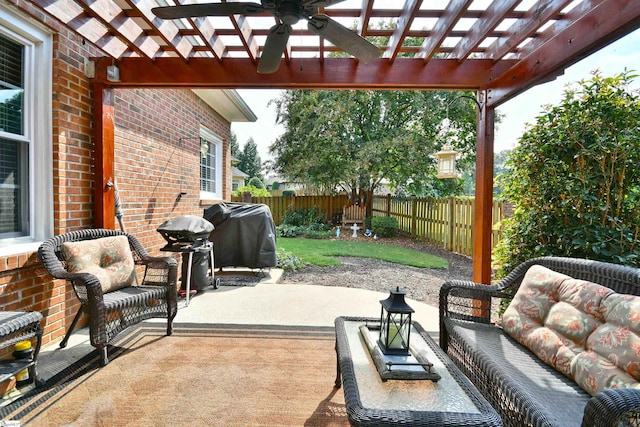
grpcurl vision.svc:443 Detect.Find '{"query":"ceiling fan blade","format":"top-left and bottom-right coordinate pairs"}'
top-left (258, 23), bottom-right (292, 74)
top-left (302, 0), bottom-right (347, 7)
top-left (308, 15), bottom-right (379, 63)
top-left (152, 2), bottom-right (264, 19)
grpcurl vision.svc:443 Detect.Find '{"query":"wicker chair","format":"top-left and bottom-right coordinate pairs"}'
top-left (439, 257), bottom-right (640, 427)
top-left (38, 229), bottom-right (178, 366)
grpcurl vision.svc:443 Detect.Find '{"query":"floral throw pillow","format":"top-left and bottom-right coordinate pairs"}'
top-left (61, 235), bottom-right (136, 294)
top-left (502, 264), bottom-right (640, 396)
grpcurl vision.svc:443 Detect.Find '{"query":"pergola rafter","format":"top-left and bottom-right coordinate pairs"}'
top-left (382, 0), bottom-right (421, 60)
top-left (450, 0), bottom-right (521, 61)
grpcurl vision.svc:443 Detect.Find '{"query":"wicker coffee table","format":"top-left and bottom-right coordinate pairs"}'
top-left (334, 316), bottom-right (502, 427)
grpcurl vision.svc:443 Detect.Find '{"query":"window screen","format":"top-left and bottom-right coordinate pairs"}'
top-left (0, 33), bottom-right (24, 136)
top-left (0, 137), bottom-right (26, 234)
top-left (0, 32), bottom-right (28, 236)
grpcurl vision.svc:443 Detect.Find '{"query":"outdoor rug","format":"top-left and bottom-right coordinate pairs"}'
top-left (215, 270), bottom-right (264, 287)
top-left (1, 323), bottom-right (348, 426)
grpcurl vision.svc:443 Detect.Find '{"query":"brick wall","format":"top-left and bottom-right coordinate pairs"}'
top-left (0, 1), bottom-right (232, 348)
top-left (113, 88), bottom-right (231, 253)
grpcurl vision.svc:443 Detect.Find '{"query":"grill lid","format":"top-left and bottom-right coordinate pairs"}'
top-left (157, 215), bottom-right (214, 244)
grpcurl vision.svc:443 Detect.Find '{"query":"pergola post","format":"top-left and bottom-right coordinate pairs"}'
top-left (93, 83), bottom-right (116, 229)
top-left (473, 90), bottom-right (494, 284)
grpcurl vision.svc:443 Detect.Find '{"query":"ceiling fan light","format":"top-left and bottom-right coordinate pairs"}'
top-left (279, 1), bottom-right (302, 25)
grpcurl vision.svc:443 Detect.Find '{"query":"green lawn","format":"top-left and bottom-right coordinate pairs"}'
top-left (277, 237), bottom-right (448, 269)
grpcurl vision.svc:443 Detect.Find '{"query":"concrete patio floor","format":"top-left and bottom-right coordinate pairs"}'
top-left (36, 268), bottom-right (440, 382)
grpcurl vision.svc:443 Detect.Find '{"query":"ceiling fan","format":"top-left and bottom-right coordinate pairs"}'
top-left (152, 0), bottom-right (380, 74)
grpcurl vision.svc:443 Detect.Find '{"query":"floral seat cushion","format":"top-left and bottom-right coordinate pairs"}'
top-left (502, 264), bottom-right (640, 396)
top-left (61, 235), bottom-right (136, 294)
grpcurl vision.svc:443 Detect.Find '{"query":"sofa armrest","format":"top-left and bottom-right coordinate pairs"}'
top-left (439, 280), bottom-right (499, 323)
top-left (439, 279), bottom-right (500, 351)
top-left (583, 388), bottom-right (640, 427)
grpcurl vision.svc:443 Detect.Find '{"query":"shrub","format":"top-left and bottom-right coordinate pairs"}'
top-left (281, 206), bottom-right (326, 227)
top-left (232, 184), bottom-right (271, 197)
top-left (276, 248), bottom-right (306, 271)
top-left (282, 190), bottom-right (296, 197)
top-left (494, 71), bottom-right (640, 277)
top-left (303, 230), bottom-right (333, 239)
top-left (247, 177), bottom-right (266, 189)
top-left (371, 216), bottom-right (398, 237)
top-left (307, 222), bottom-right (330, 232)
top-left (276, 224), bottom-right (305, 238)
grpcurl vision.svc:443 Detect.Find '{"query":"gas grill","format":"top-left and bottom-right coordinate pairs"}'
top-left (157, 215), bottom-right (220, 306)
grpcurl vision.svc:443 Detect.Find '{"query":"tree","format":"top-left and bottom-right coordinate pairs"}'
top-left (491, 149), bottom-right (512, 197)
top-left (494, 71), bottom-right (640, 277)
top-left (269, 89), bottom-right (478, 203)
top-left (457, 148), bottom-right (511, 196)
top-left (230, 132), bottom-right (240, 158)
top-left (237, 137), bottom-right (263, 182)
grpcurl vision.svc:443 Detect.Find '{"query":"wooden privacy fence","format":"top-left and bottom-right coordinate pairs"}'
top-left (232, 194), bottom-right (504, 257)
top-left (232, 194), bottom-right (351, 225)
top-left (371, 195), bottom-right (503, 257)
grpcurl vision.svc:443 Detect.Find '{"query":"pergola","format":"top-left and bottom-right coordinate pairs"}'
top-left (25, 0), bottom-right (640, 283)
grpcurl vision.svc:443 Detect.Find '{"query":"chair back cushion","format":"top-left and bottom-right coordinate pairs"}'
top-left (61, 235), bottom-right (136, 293)
top-left (502, 264), bottom-right (640, 396)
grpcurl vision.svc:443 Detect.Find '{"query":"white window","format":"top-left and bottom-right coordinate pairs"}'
top-left (0, 6), bottom-right (53, 256)
top-left (199, 127), bottom-right (222, 200)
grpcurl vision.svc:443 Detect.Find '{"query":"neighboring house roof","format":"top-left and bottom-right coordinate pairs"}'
top-left (265, 175), bottom-right (285, 185)
top-left (192, 89), bottom-right (257, 123)
top-left (232, 166), bottom-right (249, 178)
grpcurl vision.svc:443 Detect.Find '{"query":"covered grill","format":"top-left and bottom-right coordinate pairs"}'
top-left (204, 202), bottom-right (277, 270)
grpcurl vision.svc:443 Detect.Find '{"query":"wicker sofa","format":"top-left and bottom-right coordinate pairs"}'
top-left (439, 257), bottom-right (640, 427)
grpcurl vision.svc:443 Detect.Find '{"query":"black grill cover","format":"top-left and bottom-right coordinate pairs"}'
top-left (204, 202), bottom-right (277, 269)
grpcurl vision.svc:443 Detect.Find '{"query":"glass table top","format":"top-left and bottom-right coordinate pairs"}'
top-left (341, 319), bottom-right (481, 413)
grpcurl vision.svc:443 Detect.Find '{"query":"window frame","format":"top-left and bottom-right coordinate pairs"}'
top-left (0, 5), bottom-right (53, 256)
top-left (199, 126), bottom-right (223, 201)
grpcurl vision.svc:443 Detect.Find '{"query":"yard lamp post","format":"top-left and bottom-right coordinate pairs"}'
top-left (378, 287), bottom-right (414, 356)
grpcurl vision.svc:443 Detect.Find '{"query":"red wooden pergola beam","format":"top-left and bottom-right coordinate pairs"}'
top-left (95, 57), bottom-right (517, 89)
top-left (93, 85), bottom-right (116, 230)
top-left (486, 0), bottom-right (640, 106)
top-left (474, 91), bottom-right (495, 284)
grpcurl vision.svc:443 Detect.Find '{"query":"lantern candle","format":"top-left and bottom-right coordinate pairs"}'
top-left (387, 323), bottom-right (404, 349)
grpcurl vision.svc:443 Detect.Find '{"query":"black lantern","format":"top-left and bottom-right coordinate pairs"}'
top-left (378, 286), bottom-right (414, 356)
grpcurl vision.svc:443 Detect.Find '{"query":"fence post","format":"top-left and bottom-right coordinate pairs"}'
top-left (411, 196), bottom-right (417, 238)
top-left (386, 194), bottom-right (391, 216)
top-left (448, 198), bottom-right (455, 251)
top-left (329, 195), bottom-right (334, 225)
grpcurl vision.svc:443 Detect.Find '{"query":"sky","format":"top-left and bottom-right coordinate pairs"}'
top-left (231, 28), bottom-right (640, 163)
